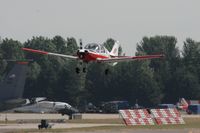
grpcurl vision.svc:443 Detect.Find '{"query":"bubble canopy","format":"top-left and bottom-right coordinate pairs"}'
top-left (84, 43), bottom-right (106, 53)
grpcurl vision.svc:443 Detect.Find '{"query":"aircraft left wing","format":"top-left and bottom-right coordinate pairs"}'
top-left (97, 54), bottom-right (164, 63)
top-left (22, 48), bottom-right (78, 59)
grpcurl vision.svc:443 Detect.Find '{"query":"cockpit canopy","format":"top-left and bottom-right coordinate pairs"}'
top-left (84, 43), bottom-right (106, 53)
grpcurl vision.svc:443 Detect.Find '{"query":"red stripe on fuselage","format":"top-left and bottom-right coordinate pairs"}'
top-left (83, 52), bottom-right (108, 62)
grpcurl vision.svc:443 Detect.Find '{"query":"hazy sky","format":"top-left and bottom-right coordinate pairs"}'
top-left (0, 0), bottom-right (200, 55)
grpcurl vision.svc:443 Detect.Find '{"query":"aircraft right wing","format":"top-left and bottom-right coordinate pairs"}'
top-left (97, 54), bottom-right (164, 63)
top-left (22, 48), bottom-right (78, 59)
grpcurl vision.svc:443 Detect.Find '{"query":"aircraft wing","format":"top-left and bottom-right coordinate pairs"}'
top-left (22, 48), bottom-right (78, 59)
top-left (97, 54), bottom-right (164, 63)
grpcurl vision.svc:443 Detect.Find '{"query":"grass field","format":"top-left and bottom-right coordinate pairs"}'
top-left (66, 117), bottom-right (200, 129)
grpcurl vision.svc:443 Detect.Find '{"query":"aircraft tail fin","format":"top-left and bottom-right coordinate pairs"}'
top-left (180, 98), bottom-right (188, 106)
top-left (109, 41), bottom-right (119, 56)
top-left (0, 62), bottom-right (28, 101)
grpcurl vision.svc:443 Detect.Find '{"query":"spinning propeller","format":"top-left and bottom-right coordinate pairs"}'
top-left (79, 39), bottom-right (83, 49)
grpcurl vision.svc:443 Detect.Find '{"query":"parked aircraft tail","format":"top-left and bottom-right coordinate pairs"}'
top-left (180, 98), bottom-right (188, 106)
top-left (0, 62), bottom-right (28, 101)
top-left (177, 98), bottom-right (188, 110)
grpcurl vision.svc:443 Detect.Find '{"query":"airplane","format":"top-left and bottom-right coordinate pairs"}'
top-left (0, 61), bottom-right (78, 117)
top-left (13, 99), bottom-right (79, 117)
top-left (22, 40), bottom-right (164, 74)
top-left (176, 98), bottom-right (189, 110)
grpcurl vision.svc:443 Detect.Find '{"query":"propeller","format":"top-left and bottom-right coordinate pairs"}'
top-left (79, 39), bottom-right (83, 49)
top-left (77, 39), bottom-right (87, 59)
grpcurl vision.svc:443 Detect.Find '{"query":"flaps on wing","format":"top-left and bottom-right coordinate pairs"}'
top-left (97, 54), bottom-right (164, 63)
top-left (22, 48), bottom-right (78, 59)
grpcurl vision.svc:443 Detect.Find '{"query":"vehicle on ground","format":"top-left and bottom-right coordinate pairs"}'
top-left (101, 101), bottom-right (130, 113)
top-left (38, 119), bottom-right (52, 129)
top-left (157, 104), bottom-right (176, 109)
top-left (186, 104), bottom-right (200, 114)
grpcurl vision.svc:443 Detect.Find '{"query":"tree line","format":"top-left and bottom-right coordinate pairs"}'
top-left (0, 35), bottom-right (200, 107)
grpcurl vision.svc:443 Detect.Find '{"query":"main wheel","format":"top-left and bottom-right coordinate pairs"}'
top-left (75, 67), bottom-right (80, 74)
top-left (83, 67), bottom-right (86, 73)
top-left (105, 69), bottom-right (109, 75)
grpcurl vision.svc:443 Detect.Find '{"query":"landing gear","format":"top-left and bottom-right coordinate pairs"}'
top-left (76, 67), bottom-right (80, 74)
top-left (75, 62), bottom-right (87, 74)
top-left (83, 67), bottom-right (86, 73)
top-left (105, 69), bottom-right (109, 75)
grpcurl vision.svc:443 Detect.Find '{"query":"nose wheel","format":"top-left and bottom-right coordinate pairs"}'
top-left (76, 67), bottom-right (80, 74)
top-left (75, 67), bottom-right (87, 73)
top-left (83, 67), bottom-right (86, 73)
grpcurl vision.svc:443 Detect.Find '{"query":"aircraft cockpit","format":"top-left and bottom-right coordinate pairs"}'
top-left (84, 43), bottom-right (106, 53)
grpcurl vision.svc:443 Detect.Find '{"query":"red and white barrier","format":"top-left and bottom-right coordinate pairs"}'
top-left (119, 109), bottom-right (154, 126)
top-left (150, 108), bottom-right (180, 118)
top-left (119, 109), bottom-right (151, 118)
top-left (123, 118), bottom-right (154, 125)
top-left (155, 117), bottom-right (185, 125)
top-left (150, 109), bottom-right (185, 125)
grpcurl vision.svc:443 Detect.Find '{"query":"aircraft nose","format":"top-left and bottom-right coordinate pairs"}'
top-left (77, 49), bottom-right (88, 59)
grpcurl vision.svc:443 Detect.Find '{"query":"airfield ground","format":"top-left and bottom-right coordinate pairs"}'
top-left (0, 113), bottom-right (200, 133)
top-left (0, 113), bottom-right (119, 121)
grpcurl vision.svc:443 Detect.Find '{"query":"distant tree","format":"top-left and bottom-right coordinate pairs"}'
top-left (52, 36), bottom-right (67, 54)
top-left (136, 36), bottom-right (181, 103)
top-left (108, 60), bottom-right (162, 107)
top-left (0, 38), bottom-right (24, 60)
top-left (182, 38), bottom-right (200, 71)
top-left (131, 61), bottom-right (162, 106)
top-left (66, 37), bottom-right (78, 54)
top-left (0, 38), bottom-right (24, 80)
top-left (23, 62), bottom-right (41, 97)
top-left (56, 61), bottom-right (86, 105)
top-left (178, 38), bottom-right (200, 99)
top-left (170, 66), bottom-right (200, 100)
top-left (0, 44), bottom-right (4, 80)
top-left (85, 63), bottom-right (109, 104)
top-left (23, 36), bottom-right (60, 98)
top-left (0, 49), bottom-right (6, 80)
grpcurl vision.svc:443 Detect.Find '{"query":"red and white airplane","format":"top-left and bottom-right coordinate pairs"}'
top-left (22, 40), bottom-right (164, 74)
top-left (177, 98), bottom-right (189, 111)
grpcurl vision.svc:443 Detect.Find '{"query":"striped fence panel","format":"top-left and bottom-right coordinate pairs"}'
top-left (150, 109), bottom-right (185, 125)
top-left (119, 109), bottom-right (154, 126)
